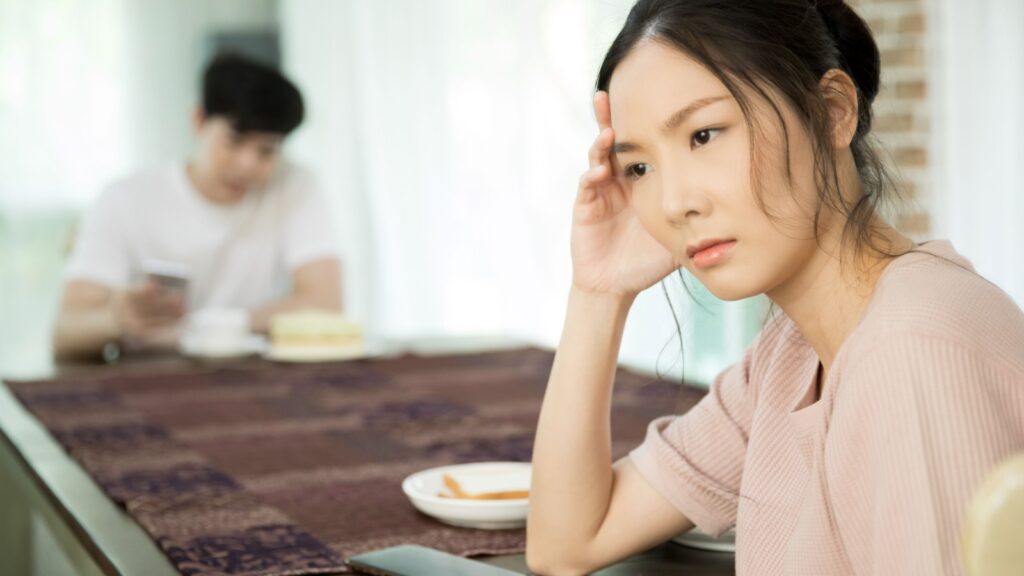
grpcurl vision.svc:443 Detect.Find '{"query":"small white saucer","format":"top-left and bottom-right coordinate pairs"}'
top-left (179, 334), bottom-right (267, 359)
top-left (262, 344), bottom-right (369, 363)
top-left (671, 527), bottom-right (736, 553)
top-left (402, 462), bottom-right (531, 530)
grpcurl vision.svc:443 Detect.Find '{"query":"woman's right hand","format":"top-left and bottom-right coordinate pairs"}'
top-left (571, 91), bottom-right (677, 297)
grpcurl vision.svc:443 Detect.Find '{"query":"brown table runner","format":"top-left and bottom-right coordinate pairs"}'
top-left (8, 348), bottom-right (706, 576)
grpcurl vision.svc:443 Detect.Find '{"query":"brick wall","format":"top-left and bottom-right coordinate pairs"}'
top-left (848, 0), bottom-right (930, 237)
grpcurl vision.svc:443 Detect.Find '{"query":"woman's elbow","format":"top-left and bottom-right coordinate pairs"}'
top-left (525, 555), bottom-right (587, 576)
top-left (525, 540), bottom-right (593, 576)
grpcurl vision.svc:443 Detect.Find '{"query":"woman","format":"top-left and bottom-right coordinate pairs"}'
top-left (527, 1), bottom-right (1024, 574)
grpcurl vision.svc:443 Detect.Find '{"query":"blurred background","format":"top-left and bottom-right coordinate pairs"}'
top-left (1, 0), bottom-right (1020, 383)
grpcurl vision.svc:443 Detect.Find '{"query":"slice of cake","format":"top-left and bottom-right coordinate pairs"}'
top-left (269, 310), bottom-right (364, 358)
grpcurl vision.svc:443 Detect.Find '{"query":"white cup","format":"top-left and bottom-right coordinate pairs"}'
top-left (185, 307), bottom-right (251, 353)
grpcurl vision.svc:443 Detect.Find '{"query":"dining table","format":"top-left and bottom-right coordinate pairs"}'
top-left (0, 336), bottom-right (736, 575)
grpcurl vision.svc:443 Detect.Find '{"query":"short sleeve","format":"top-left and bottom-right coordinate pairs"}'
top-left (281, 171), bottom-right (339, 270)
top-left (64, 188), bottom-right (133, 288)
top-left (629, 338), bottom-right (759, 536)
top-left (835, 334), bottom-right (1024, 576)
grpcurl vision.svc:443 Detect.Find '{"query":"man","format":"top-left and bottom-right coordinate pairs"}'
top-left (53, 53), bottom-right (341, 360)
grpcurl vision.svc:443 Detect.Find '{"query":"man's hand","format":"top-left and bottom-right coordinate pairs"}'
top-left (114, 281), bottom-right (186, 341)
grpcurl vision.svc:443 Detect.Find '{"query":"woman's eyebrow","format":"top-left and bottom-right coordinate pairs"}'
top-left (661, 94), bottom-right (730, 133)
top-left (612, 94), bottom-right (732, 154)
top-left (612, 141), bottom-right (641, 154)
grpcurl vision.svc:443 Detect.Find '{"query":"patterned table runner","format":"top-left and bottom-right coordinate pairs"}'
top-left (8, 348), bottom-right (705, 575)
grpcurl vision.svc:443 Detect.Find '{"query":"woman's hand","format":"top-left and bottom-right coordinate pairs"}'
top-left (571, 91), bottom-right (677, 297)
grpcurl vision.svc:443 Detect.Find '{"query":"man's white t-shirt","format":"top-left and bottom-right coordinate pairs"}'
top-left (65, 162), bottom-right (339, 310)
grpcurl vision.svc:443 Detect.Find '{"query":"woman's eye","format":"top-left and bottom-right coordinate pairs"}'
top-left (691, 128), bottom-right (722, 148)
top-left (626, 163), bottom-right (651, 179)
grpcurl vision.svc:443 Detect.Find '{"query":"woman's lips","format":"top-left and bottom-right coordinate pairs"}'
top-left (690, 240), bottom-right (737, 269)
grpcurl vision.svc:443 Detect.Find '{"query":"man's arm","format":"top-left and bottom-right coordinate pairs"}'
top-left (52, 280), bottom-right (122, 361)
top-left (53, 279), bottom-right (187, 361)
top-left (249, 257), bottom-right (342, 332)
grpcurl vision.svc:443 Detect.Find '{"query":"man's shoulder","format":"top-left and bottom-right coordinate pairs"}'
top-left (97, 163), bottom-right (184, 207)
top-left (267, 161), bottom-right (315, 191)
top-left (261, 162), bottom-right (324, 213)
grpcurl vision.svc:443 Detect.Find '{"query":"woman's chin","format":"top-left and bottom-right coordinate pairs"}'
top-left (709, 287), bottom-right (759, 302)
top-left (696, 274), bottom-right (762, 302)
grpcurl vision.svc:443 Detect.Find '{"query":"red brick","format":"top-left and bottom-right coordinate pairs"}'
top-left (894, 79), bottom-right (927, 99)
top-left (864, 16), bottom-right (888, 35)
top-left (880, 46), bottom-right (923, 67)
top-left (892, 146), bottom-right (928, 167)
top-left (897, 212), bottom-right (930, 234)
top-left (874, 112), bottom-right (914, 133)
top-left (898, 13), bottom-right (925, 34)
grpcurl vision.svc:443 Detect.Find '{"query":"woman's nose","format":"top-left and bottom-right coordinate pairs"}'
top-left (660, 170), bottom-right (711, 226)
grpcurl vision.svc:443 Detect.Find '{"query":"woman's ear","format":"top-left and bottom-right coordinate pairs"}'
top-left (819, 69), bottom-right (860, 149)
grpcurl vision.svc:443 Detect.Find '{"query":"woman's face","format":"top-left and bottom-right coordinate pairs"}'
top-left (608, 41), bottom-right (831, 302)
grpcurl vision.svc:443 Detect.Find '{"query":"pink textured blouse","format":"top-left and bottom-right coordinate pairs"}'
top-left (630, 240), bottom-right (1024, 575)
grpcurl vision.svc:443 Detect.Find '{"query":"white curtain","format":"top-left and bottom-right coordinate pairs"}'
top-left (0, 0), bottom-right (136, 211)
top-left (0, 0), bottom-right (279, 212)
top-left (281, 0), bottom-right (763, 384)
top-left (931, 0), bottom-right (1024, 307)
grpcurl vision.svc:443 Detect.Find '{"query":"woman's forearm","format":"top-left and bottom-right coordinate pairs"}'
top-left (527, 286), bottom-right (635, 568)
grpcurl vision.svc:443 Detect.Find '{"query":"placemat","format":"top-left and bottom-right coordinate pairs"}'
top-left (8, 348), bottom-right (705, 575)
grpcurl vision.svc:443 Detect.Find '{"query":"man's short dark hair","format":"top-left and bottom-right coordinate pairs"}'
top-left (202, 53), bottom-right (304, 136)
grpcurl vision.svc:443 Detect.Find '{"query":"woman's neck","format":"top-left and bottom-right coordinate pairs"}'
top-left (767, 223), bottom-right (913, 378)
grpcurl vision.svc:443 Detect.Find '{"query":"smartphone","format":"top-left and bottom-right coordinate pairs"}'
top-left (346, 545), bottom-right (521, 576)
top-left (141, 259), bottom-right (190, 293)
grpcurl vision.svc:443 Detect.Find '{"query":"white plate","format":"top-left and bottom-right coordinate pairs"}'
top-left (671, 527), bottom-right (736, 553)
top-left (179, 334), bottom-right (267, 359)
top-left (263, 343), bottom-right (370, 363)
top-left (402, 462), bottom-right (530, 530)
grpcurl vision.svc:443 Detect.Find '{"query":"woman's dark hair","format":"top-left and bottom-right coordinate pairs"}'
top-left (597, 0), bottom-right (898, 262)
top-left (202, 53), bottom-right (305, 136)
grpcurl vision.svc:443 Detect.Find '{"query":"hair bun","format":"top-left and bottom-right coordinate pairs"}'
top-left (815, 0), bottom-right (881, 106)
